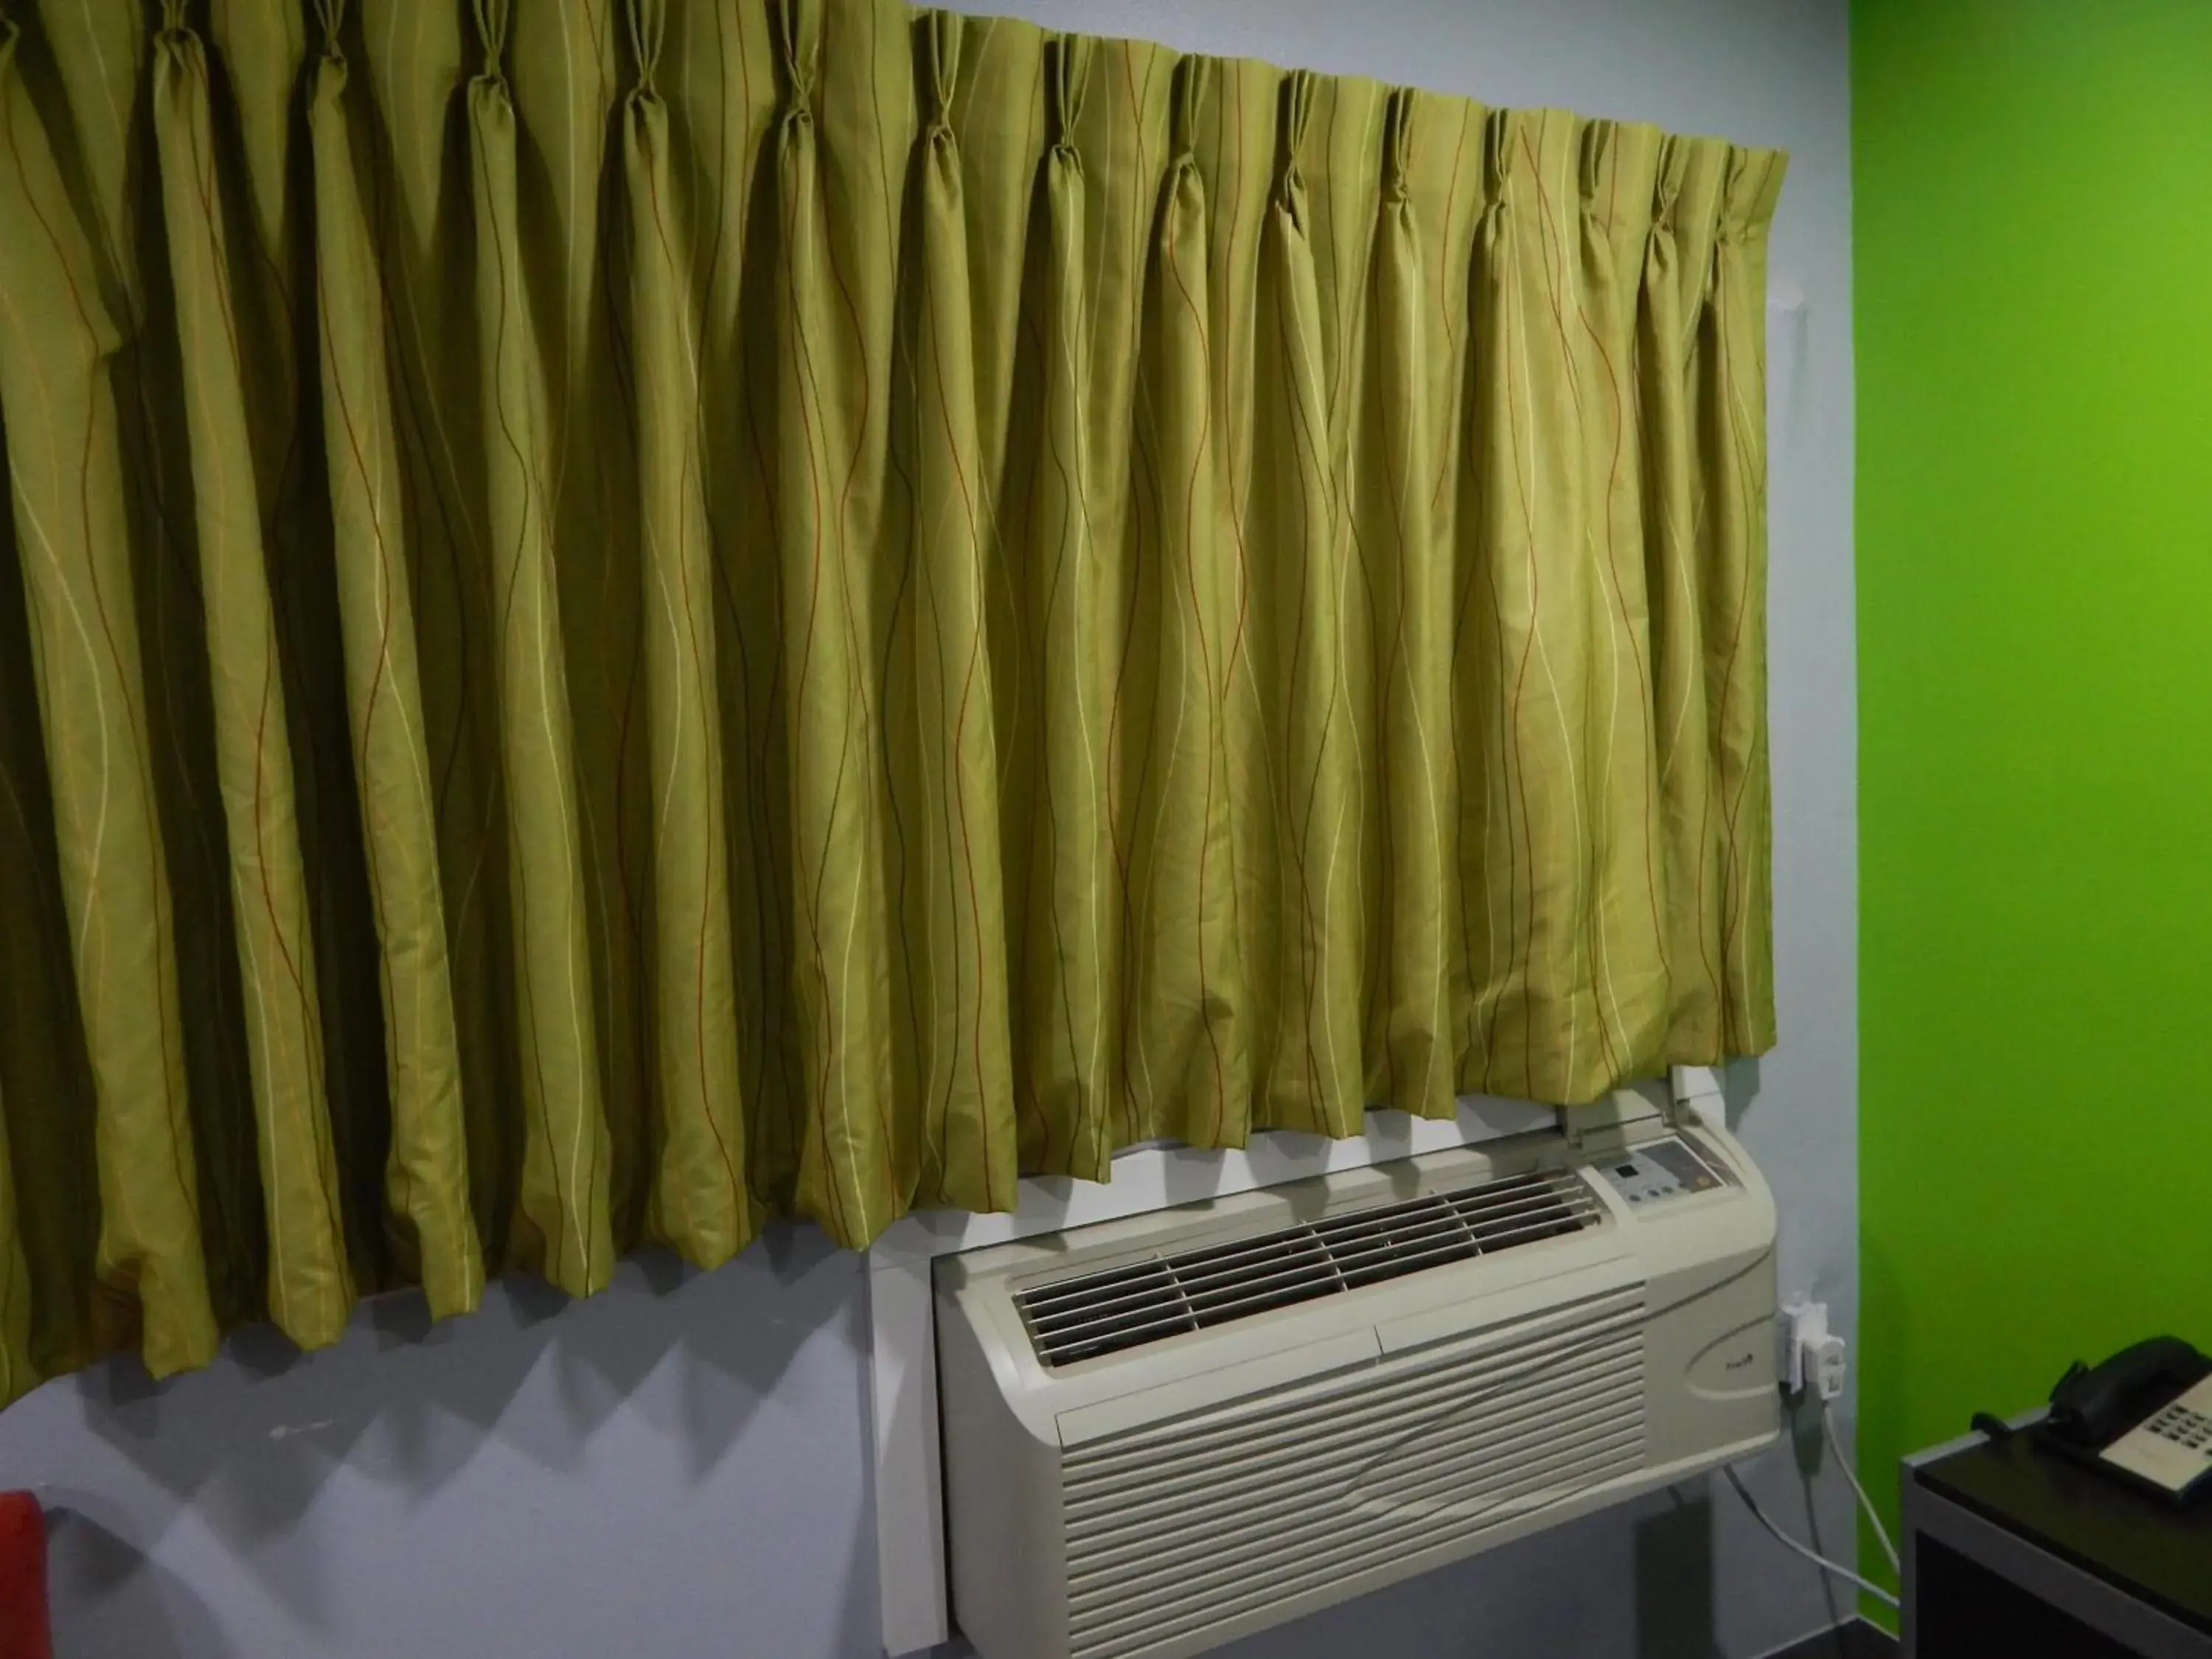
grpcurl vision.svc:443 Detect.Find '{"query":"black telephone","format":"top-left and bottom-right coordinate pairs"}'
top-left (2039, 1337), bottom-right (2212, 1507)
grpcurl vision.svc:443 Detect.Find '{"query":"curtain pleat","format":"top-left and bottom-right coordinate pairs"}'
top-left (307, 27), bottom-right (482, 1322)
top-left (468, 1), bottom-right (616, 1298)
top-left (354, 0), bottom-right (518, 1276)
top-left (899, 9), bottom-right (1019, 1214)
top-left (624, 0), bottom-right (755, 1267)
top-left (1710, 150), bottom-right (1786, 1060)
top-left (0, 14), bottom-right (219, 1377)
top-left (1643, 134), bottom-right (1726, 1058)
top-left (1251, 67), bottom-right (1363, 1141)
top-left (1124, 58), bottom-right (1248, 1154)
top-left (152, 15), bottom-right (352, 1348)
top-left (1365, 88), bottom-right (1456, 1125)
top-left (0, 407), bottom-right (102, 1382)
top-left (1013, 35), bottom-right (1111, 1183)
top-left (0, 1083), bottom-right (29, 1401)
top-left (0, 0), bottom-right (1784, 1402)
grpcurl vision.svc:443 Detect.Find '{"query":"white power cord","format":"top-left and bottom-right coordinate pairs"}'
top-left (1723, 1465), bottom-right (1900, 1611)
top-left (1822, 1402), bottom-right (1901, 1574)
top-left (1735, 1307), bottom-right (1904, 1607)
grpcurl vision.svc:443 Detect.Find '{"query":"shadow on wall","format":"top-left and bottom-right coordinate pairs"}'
top-left (41, 1503), bottom-right (226, 1659)
top-left (14, 1222), bottom-right (880, 1659)
top-left (76, 1223), bottom-right (830, 1514)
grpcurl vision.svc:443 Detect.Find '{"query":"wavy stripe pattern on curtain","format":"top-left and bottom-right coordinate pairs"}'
top-left (0, 0), bottom-right (1784, 1400)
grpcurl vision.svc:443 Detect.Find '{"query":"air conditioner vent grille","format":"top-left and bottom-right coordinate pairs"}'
top-left (1060, 1284), bottom-right (1649, 1659)
top-left (1015, 1169), bottom-right (1601, 1368)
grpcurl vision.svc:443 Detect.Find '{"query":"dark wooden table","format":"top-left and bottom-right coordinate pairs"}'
top-left (1902, 1412), bottom-right (2212, 1659)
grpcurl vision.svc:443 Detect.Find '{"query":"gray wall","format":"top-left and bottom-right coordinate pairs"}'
top-left (0, 1), bottom-right (1856, 1655)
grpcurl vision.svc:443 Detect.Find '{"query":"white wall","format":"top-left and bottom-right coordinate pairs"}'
top-left (0, 2), bottom-right (1855, 1655)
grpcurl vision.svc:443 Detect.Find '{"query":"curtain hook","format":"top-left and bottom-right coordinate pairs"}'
top-left (1278, 66), bottom-right (1315, 209)
top-left (473, 0), bottom-right (509, 82)
top-left (1048, 35), bottom-right (1091, 159)
top-left (778, 0), bottom-right (815, 114)
top-left (1383, 86), bottom-right (1416, 204)
top-left (626, 0), bottom-right (664, 99)
top-left (1170, 55), bottom-right (1209, 167)
top-left (924, 10), bottom-right (961, 137)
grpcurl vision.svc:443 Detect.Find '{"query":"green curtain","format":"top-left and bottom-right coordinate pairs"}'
top-left (0, 0), bottom-right (1784, 1402)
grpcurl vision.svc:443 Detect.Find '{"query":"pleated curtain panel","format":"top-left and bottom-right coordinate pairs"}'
top-left (0, 0), bottom-right (1784, 1402)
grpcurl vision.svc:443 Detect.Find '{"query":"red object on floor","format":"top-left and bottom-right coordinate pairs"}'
top-left (0, 1492), bottom-right (51, 1659)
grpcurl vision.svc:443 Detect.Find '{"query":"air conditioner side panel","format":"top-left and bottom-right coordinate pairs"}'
top-left (1642, 1239), bottom-right (1780, 1472)
top-left (939, 1290), bottom-right (1071, 1659)
top-left (1641, 1127), bottom-right (1781, 1471)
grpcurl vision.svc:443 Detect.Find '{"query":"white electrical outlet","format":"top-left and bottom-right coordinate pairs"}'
top-left (1779, 1298), bottom-right (1847, 1400)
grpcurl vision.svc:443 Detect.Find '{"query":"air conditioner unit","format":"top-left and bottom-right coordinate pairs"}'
top-left (936, 1099), bottom-right (1779, 1659)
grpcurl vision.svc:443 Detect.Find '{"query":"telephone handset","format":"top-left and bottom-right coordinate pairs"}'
top-left (2041, 1336), bottom-right (2212, 1507)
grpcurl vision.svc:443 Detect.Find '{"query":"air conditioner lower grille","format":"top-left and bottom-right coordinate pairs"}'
top-left (1059, 1285), bottom-right (1646, 1659)
top-left (1015, 1168), bottom-right (1601, 1367)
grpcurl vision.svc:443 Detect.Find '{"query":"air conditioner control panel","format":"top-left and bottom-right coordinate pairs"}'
top-left (1596, 1136), bottom-right (1731, 1212)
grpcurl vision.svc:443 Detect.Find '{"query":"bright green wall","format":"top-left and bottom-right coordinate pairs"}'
top-left (1855, 0), bottom-right (2212, 1594)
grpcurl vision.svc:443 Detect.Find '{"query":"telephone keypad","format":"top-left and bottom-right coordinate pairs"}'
top-left (2098, 1373), bottom-right (2212, 1497)
top-left (2146, 1402), bottom-right (2212, 1452)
